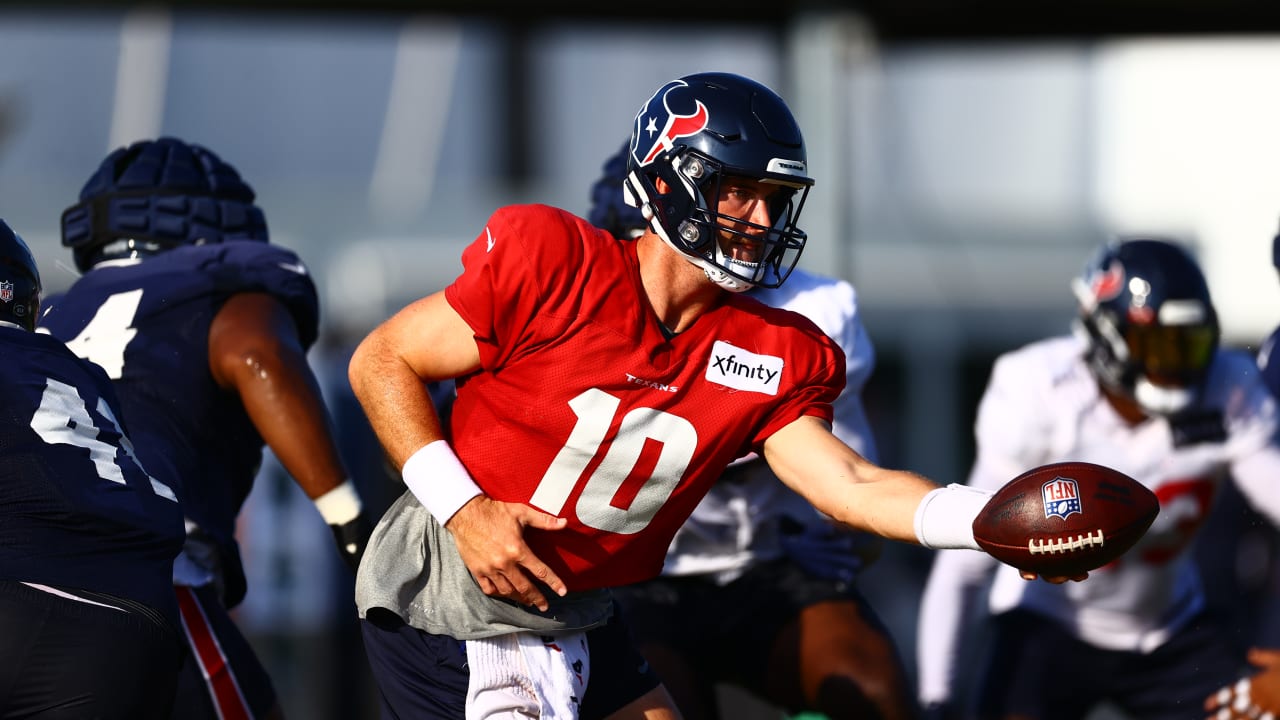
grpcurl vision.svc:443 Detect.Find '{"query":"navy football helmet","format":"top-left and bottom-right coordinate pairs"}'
top-left (61, 137), bottom-right (268, 272)
top-left (623, 72), bottom-right (813, 292)
top-left (588, 140), bottom-right (648, 239)
top-left (1072, 238), bottom-right (1219, 415)
top-left (0, 219), bottom-right (41, 331)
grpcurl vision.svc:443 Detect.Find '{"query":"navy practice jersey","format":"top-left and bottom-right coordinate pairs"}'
top-left (1260, 325), bottom-right (1280, 400)
top-left (39, 242), bottom-right (319, 607)
top-left (0, 325), bottom-right (184, 618)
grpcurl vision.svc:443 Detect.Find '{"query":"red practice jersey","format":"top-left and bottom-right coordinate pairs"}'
top-left (444, 204), bottom-right (844, 590)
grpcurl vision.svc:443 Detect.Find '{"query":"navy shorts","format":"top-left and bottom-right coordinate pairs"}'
top-left (609, 557), bottom-right (869, 689)
top-left (977, 608), bottom-right (1249, 720)
top-left (360, 601), bottom-right (661, 720)
top-left (170, 583), bottom-right (279, 720)
top-left (0, 580), bottom-right (182, 720)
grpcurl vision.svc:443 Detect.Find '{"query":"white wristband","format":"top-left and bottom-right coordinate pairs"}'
top-left (913, 483), bottom-right (991, 550)
top-left (313, 479), bottom-right (363, 525)
top-left (402, 440), bottom-right (483, 526)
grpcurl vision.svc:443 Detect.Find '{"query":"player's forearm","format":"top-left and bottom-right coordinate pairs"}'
top-left (766, 417), bottom-right (940, 543)
top-left (834, 465), bottom-right (943, 542)
top-left (348, 330), bottom-right (446, 469)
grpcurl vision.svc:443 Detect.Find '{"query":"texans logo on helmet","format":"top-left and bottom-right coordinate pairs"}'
top-left (1089, 259), bottom-right (1125, 302)
top-left (633, 79), bottom-right (710, 167)
top-left (0, 280), bottom-right (12, 303)
top-left (1042, 476), bottom-right (1082, 520)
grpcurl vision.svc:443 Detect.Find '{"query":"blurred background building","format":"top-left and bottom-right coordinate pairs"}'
top-left (3, 1), bottom-right (1280, 717)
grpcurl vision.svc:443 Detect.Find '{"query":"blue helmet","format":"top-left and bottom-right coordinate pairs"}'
top-left (1071, 237), bottom-right (1219, 415)
top-left (61, 137), bottom-right (268, 272)
top-left (587, 140), bottom-right (648, 239)
top-left (623, 72), bottom-right (814, 292)
top-left (0, 219), bottom-right (41, 331)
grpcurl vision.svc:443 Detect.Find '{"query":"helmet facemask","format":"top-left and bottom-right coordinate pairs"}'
top-left (625, 148), bottom-right (809, 292)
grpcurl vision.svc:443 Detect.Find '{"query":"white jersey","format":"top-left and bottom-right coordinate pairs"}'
top-left (661, 267), bottom-right (879, 582)
top-left (916, 334), bottom-right (1280, 705)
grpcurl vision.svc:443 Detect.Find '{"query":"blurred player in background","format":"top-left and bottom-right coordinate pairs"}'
top-left (1203, 226), bottom-right (1280, 720)
top-left (40, 137), bottom-right (373, 720)
top-left (917, 237), bottom-right (1280, 720)
top-left (0, 218), bottom-right (185, 719)
top-left (588, 140), bottom-right (916, 720)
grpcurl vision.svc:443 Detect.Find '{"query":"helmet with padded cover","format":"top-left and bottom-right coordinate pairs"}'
top-left (623, 72), bottom-right (814, 292)
top-left (0, 219), bottom-right (41, 331)
top-left (61, 137), bottom-right (268, 272)
top-left (1072, 237), bottom-right (1219, 416)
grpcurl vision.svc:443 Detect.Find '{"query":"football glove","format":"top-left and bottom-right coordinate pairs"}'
top-left (329, 511), bottom-right (374, 573)
top-left (778, 515), bottom-right (882, 584)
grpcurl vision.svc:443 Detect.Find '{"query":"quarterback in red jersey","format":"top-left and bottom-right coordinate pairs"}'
top-left (441, 203), bottom-right (844, 591)
top-left (350, 72), bottom-right (1065, 720)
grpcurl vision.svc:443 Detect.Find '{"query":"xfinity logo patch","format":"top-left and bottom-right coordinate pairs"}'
top-left (706, 340), bottom-right (783, 395)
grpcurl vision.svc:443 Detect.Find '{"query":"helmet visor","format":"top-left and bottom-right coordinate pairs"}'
top-left (1126, 323), bottom-right (1217, 386)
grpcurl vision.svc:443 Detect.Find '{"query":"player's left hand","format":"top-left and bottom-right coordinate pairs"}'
top-left (1205, 648), bottom-right (1280, 719)
top-left (329, 511), bottom-right (374, 573)
top-left (447, 495), bottom-right (569, 611)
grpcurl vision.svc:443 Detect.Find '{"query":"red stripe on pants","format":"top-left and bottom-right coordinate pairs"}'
top-left (176, 586), bottom-right (253, 720)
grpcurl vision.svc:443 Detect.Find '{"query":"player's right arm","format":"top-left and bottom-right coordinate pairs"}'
top-left (348, 290), bottom-right (568, 610)
top-left (762, 415), bottom-right (944, 543)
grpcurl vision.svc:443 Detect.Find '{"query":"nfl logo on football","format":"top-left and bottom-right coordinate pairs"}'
top-left (0, 280), bottom-right (12, 303)
top-left (1041, 476), bottom-right (1082, 520)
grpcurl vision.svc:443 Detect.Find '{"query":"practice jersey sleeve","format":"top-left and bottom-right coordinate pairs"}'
top-left (759, 272), bottom-right (875, 460)
top-left (916, 543), bottom-right (999, 705)
top-left (446, 205), bottom-right (580, 371)
top-left (968, 345), bottom-right (1056, 491)
top-left (744, 331), bottom-right (842, 452)
top-left (832, 282), bottom-right (877, 461)
top-left (917, 344), bottom-right (1039, 705)
top-left (1259, 326), bottom-right (1280, 401)
top-left (1216, 350), bottom-right (1280, 525)
top-left (203, 241), bottom-right (321, 349)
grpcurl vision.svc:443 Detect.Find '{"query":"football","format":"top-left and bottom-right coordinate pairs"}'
top-left (972, 461), bottom-right (1159, 577)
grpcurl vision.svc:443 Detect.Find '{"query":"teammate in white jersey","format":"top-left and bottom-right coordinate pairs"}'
top-left (589, 142), bottom-right (915, 719)
top-left (916, 237), bottom-right (1280, 720)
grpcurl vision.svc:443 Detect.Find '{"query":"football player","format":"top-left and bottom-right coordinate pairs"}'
top-left (589, 140), bottom-right (916, 720)
top-left (350, 71), bottom-right (1073, 720)
top-left (916, 238), bottom-right (1280, 720)
top-left (0, 218), bottom-right (185, 719)
top-left (1259, 225), bottom-right (1280, 401)
top-left (1202, 227), bottom-right (1280, 720)
top-left (40, 137), bottom-right (373, 720)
